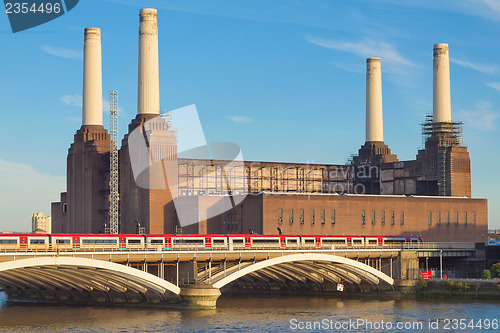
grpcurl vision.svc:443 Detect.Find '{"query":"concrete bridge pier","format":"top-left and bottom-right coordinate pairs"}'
top-left (179, 284), bottom-right (221, 309)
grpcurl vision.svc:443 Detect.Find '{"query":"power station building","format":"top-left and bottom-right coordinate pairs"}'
top-left (51, 8), bottom-right (488, 243)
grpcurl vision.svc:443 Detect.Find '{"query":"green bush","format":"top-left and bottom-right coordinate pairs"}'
top-left (481, 269), bottom-right (491, 279)
top-left (414, 279), bottom-right (428, 291)
top-left (492, 264), bottom-right (500, 278)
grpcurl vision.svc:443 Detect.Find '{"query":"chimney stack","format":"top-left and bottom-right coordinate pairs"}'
top-left (366, 58), bottom-right (384, 142)
top-left (138, 8), bottom-right (160, 115)
top-left (82, 27), bottom-right (103, 126)
top-left (433, 43), bottom-right (452, 123)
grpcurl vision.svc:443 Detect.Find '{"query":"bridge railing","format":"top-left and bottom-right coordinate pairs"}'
top-left (0, 241), bottom-right (477, 253)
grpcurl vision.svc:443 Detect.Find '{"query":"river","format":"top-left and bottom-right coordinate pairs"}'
top-left (1, 291), bottom-right (499, 332)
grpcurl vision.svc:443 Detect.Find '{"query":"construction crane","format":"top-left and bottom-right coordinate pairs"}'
top-left (109, 90), bottom-right (119, 234)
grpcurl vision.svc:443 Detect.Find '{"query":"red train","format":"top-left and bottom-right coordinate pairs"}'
top-left (0, 233), bottom-right (423, 251)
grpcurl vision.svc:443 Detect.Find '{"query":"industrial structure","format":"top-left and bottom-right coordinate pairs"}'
top-left (51, 9), bottom-right (487, 243)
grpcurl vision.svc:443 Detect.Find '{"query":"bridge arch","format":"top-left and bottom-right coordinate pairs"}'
top-left (0, 257), bottom-right (180, 304)
top-left (208, 253), bottom-right (393, 290)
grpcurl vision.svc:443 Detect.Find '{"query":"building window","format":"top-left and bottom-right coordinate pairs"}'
top-left (371, 210), bottom-right (375, 225)
top-left (391, 211), bottom-right (395, 226)
top-left (278, 209), bottom-right (283, 225)
top-left (289, 209), bottom-right (294, 224)
top-left (446, 212), bottom-right (450, 225)
top-left (428, 211), bottom-right (432, 226)
top-left (331, 209), bottom-right (336, 224)
top-left (473, 212), bottom-right (476, 225)
top-left (321, 210), bottom-right (325, 224)
top-left (62, 203), bottom-right (67, 213)
top-left (455, 211), bottom-right (459, 225)
top-left (437, 212), bottom-right (441, 225)
top-left (362, 210), bottom-right (366, 225)
top-left (311, 210), bottom-right (315, 224)
top-left (464, 212), bottom-right (467, 225)
top-left (300, 209), bottom-right (304, 224)
top-left (400, 211), bottom-right (404, 226)
top-left (381, 210), bottom-right (385, 225)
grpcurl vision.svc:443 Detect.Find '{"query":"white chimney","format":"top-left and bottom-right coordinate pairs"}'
top-left (82, 27), bottom-right (103, 126)
top-left (138, 8), bottom-right (160, 115)
top-left (433, 43), bottom-right (452, 123)
top-left (366, 57), bottom-right (384, 142)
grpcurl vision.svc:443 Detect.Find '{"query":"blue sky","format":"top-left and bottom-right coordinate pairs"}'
top-left (0, 0), bottom-right (499, 231)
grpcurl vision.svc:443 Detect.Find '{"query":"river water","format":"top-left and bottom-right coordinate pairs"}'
top-left (1, 291), bottom-right (499, 332)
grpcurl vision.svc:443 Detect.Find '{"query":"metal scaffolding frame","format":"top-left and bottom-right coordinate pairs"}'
top-left (109, 90), bottom-right (119, 234)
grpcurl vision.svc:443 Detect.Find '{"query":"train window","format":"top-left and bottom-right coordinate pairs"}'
top-left (174, 239), bottom-right (204, 244)
top-left (300, 209), bottom-right (304, 224)
top-left (213, 239), bottom-right (225, 244)
top-left (128, 239), bottom-right (142, 244)
top-left (331, 209), bottom-right (336, 225)
top-left (437, 212), bottom-right (441, 225)
top-left (353, 239), bottom-right (362, 243)
top-left (56, 239), bottom-right (70, 244)
top-left (385, 239), bottom-right (405, 244)
top-left (361, 210), bottom-right (366, 225)
top-left (30, 239), bottom-right (46, 244)
top-left (82, 239), bottom-right (117, 244)
top-left (311, 210), bottom-right (315, 225)
top-left (252, 239), bottom-right (279, 244)
top-left (371, 211), bottom-right (375, 225)
top-left (381, 210), bottom-right (385, 225)
top-left (287, 239), bottom-right (298, 243)
top-left (322, 239), bottom-right (345, 244)
top-left (0, 239), bottom-right (17, 244)
top-left (368, 240), bottom-right (377, 244)
top-left (428, 211), bottom-right (432, 226)
top-left (278, 209), bottom-right (283, 225)
top-left (150, 240), bottom-right (163, 244)
top-left (304, 239), bottom-right (314, 243)
top-left (321, 210), bottom-right (325, 224)
top-left (232, 239), bottom-right (244, 244)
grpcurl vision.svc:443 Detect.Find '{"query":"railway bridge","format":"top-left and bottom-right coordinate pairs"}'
top-left (0, 243), bottom-right (477, 308)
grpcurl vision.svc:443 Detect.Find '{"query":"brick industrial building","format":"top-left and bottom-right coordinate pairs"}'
top-left (52, 9), bottom-right (487, 243)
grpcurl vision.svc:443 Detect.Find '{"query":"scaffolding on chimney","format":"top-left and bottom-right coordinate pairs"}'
top-left (109, 90), bottom-right (119, 234)
top-left (421, 114), bottom-right (464, 196)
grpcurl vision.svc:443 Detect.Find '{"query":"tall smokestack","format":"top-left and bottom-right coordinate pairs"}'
top-left (138, 8), bottom-right (160, 115)
top-left (366, 58), bottom-right (383, 142)
top-left (433, 43), bottom-right (452, 123)
top-left (82, 27), bottom-right (103, 126)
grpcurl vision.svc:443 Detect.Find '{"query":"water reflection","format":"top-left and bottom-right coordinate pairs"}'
top-left (0, 293), bottom-right (498, 332)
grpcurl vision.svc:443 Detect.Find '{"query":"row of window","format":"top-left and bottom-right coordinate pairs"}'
top-left (278, 209), bottom-right (478, 227)
top-left (278, 209), bottom-right (336, 225)
top-left (428, 211), bottom-right (476, 226)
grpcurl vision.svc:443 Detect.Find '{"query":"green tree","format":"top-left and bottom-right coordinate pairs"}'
top-left (492, 264), bottom-right (500, 278)
top-left (481, 269), bottom-right (491, 279)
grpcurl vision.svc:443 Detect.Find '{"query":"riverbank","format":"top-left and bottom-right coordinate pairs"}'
top-left (398, 279), bottom-right (500, 300)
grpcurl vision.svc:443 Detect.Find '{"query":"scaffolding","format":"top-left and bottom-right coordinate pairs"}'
top-left (421, 114), bottom-right (464, 196)
top-left (109, 90), bottom-right (119, 234)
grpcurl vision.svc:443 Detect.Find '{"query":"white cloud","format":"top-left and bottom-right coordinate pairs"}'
top-left (226, 116), bottom-right (253, 123)
top-left (0, 160), bottom-right (65, 232)
top-left (40, 45), bottom-right (82, 60)
top-left (306, 36), bottom-right (417, 73)
top-left (450, 58), bottom-right (498, 74)
top-left (485, 82), bottom-right (500, 92)
top-left (60, 94), bottom-right (82, 107)
top-left (332, 62), bottom-right (363, 74)
top-left (457, 101), bottom-right (499, 131)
